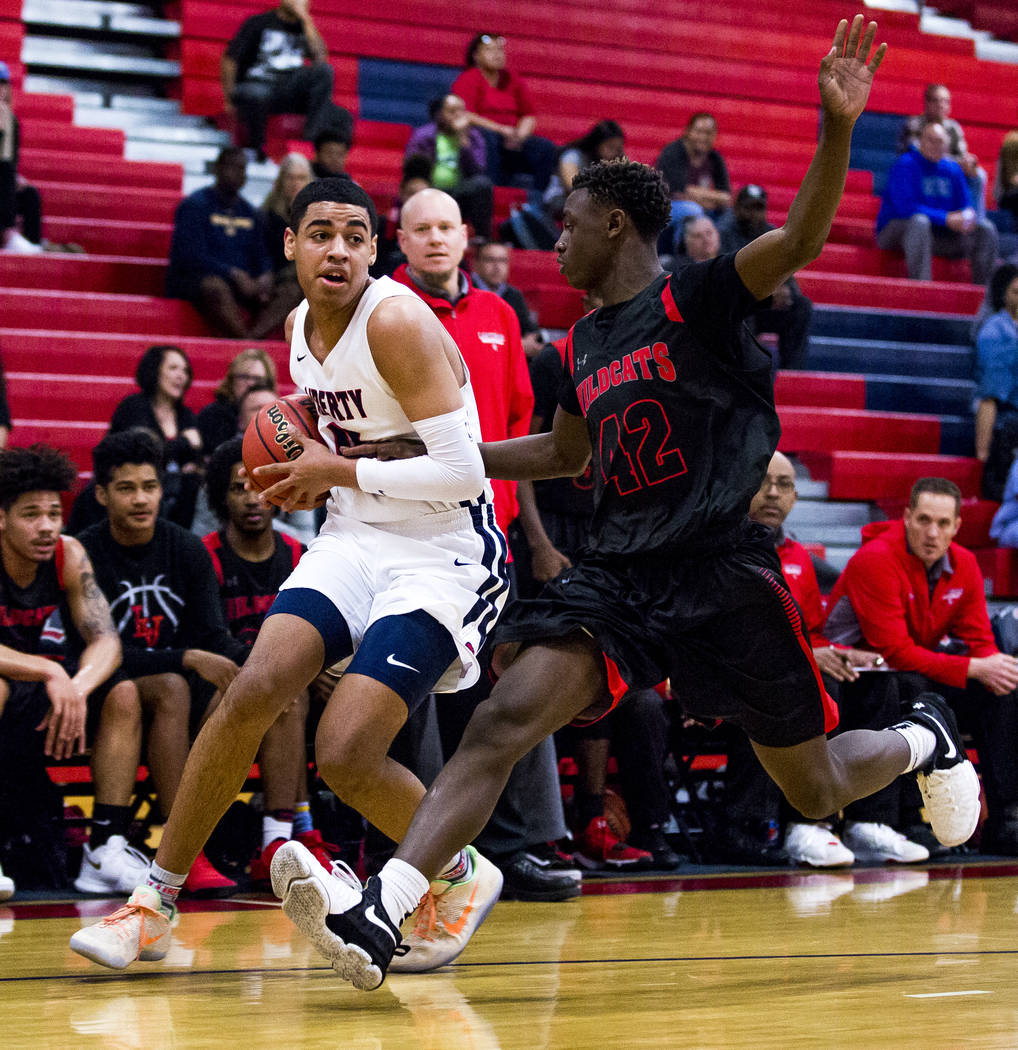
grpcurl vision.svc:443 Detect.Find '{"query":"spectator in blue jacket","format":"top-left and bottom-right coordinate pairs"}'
top-left (165, 147), bottom-right (276, 339)
top-left (876, 121), bottom-right (997, 283)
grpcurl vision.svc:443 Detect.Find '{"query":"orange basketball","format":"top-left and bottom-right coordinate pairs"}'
top-left (242, 393), bottom-right (329, 507)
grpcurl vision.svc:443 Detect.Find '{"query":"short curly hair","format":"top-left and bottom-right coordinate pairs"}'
top-left (205, 436), bottom-right (245, 523)
top-left (570, 159), bottom-right (672, 242)
top-left (0, 444), bottom-right (78, 510)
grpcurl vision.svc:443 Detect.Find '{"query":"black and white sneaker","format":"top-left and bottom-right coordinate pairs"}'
top-left (892, 693), bottom-right (980, 848)
top-left (324, 875), bottom-right (402, 991)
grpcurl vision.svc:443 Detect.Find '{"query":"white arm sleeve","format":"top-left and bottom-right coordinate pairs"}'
top-left (354, 406), bottom-right (485, 502)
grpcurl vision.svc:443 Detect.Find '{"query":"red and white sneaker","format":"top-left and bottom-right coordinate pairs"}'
top-left (575, 817), bottom-right (654, 871)
top-left (250, 838), bottom-right (288, 885)
top-left (183, 851), bottom-right (237, 897)
top-left (295, 829), bottom-right (341, 869)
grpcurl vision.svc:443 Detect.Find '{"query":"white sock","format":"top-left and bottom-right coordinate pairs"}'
top-left (147, 863), bottom-right (187, 911)
top-left (888, 723), bottom-right (938, 773)
top-left (436, 849), bottom-right (472, 885)
top-left (378, 858), bottom-right (430, 926)
top-left (262, 815), bottom-right (293, 848)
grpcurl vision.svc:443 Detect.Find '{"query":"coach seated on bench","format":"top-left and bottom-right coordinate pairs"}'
top-left (826, 476), bottom-right (1018, 855)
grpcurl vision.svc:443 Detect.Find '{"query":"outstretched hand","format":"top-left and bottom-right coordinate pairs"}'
top-left (818, 15), bottom-right (887, 126)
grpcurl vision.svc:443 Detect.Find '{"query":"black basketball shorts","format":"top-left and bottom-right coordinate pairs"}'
top-left (494, 524), bottom-right (837, 748)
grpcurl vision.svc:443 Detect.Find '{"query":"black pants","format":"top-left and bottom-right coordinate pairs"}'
top-left (452, 174), bottom-right (494, 239)
top-left (232, 64), bottom-right (342, 151)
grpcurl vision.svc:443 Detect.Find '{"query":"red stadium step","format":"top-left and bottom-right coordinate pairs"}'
top-left (796, 272), bottom-right (983, 313)
top-left (528, 285), bottom-right (585, 330)
top-left (0, 255), bottom-right (166, 296)
top-left (19, 150), bottom-right (182, 191)
top-left (797, 450), bottom-right (983, 500)
top-left (10, 92), bottom-right (75, 123)
top-left (8, 421), bottom-right (106, 471)
top-left (0, 290), bottom-right (209, 336)
top-left (33, 182), bottom-right (181, 224)
top-left (0, 330), bottom-right (289, 382)
top-left (6, 374), bottom-right (218, 423)
top-left (777, 407), bottom-right (941, 455)
top-left (773, 372), bottom-right (867, 410)
top-left (41, 217), bottom-right (174, 258)
top-left (18, 121), bottom-right (125, 156)
top-left (975, 547), bottom-right (1018, 598)
top-left (813, 242), bottom-right (974, 283)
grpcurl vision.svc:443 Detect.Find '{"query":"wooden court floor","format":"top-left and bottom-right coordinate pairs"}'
top-left (3, 865), bottom-right (1018, 1049)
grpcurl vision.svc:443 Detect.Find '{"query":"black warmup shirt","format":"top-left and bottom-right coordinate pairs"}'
top-left (78, 518), bottom-right (245, 677)
top-left (203, 529), bottom-right (303, 652)
top-left (559, 254), bottom-right (779, 555)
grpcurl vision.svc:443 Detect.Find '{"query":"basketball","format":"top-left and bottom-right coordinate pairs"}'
top-left (242, 393), bottom-right (329, 507)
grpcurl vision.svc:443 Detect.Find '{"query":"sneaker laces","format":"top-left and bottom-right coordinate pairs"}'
top-left (327, 858), bottom-right (361, 892)
top-left (94, 899), bottom-right (163, 956)
top-left (408, 891), bottom-right (439, 943)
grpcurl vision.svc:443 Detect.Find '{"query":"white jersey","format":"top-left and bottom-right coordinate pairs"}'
top-left (290, 275), bottom-right (493, 524)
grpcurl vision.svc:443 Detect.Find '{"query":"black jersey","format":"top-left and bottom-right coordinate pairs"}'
top-left (203, 529), bottom-right (303, 650)
top-left (0, 537), bottom-right (77, 656)
top-left (559, 254), bottom-right (779, 555)
top-left (77, 518), bottom-right (246, 677)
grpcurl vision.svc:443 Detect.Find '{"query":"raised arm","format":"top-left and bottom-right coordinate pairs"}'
top-left (735, 16), bottom-right (886, 300)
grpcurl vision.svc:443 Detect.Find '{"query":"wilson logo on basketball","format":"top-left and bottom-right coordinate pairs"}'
top-left (267, 405), bottom-right (304, 461)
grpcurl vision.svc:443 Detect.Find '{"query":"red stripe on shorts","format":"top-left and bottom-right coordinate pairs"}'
top-left (755, 566), bottom-right (839, 734)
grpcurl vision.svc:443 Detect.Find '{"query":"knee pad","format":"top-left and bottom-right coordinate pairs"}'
top-left (266, 587), bottom-right (354, 670)
top-left (346, 609), bottom-right (458, 713)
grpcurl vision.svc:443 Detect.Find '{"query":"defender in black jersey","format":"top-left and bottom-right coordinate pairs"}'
top-left (320, 19), bottom-right (985, 992)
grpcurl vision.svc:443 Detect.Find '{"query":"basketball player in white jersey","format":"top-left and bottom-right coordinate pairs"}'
top-left (70, 176), bottom-right (510, 977)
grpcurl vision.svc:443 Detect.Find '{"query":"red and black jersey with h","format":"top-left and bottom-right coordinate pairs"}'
top-left (203, 530), bottom-right (303, 650)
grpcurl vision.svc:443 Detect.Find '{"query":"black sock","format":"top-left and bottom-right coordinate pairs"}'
top-left (90, 803), bottom-right (132, 849)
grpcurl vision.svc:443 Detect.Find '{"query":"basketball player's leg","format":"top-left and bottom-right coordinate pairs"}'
top-left (135, 672), bottom-right (192, 815)
top-left (396, 631), bottom-right (607, 880)
top-left (752, 730), bottom-right (909, 821)
top-left (154, 613), bottom-right (327, 876)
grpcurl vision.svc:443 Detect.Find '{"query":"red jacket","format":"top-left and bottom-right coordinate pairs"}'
top-left (776, 534), bottom-right (829, 647)
top-left (824, 519), bottom-right (997, 688)
top-left (391, 265), bottom-right (534, 537)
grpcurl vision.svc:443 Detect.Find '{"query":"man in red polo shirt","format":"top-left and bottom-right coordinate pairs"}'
top-left (389, 187), bottom-right (580, 904)
top-left (826, 475), bottom-right (1018, 854)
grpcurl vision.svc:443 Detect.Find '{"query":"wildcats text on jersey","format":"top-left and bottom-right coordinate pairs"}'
top-left (576, 342), bottom-right (677, 415)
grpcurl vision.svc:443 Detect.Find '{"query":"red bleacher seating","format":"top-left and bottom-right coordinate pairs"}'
top-left (773, 372), bottom-right (867, 410)
top-left (778, 407), bottom-right (941, 456)
top-left (1, 290), bottom-right (209, 336)
top-left (798, 451), bottom-right (983, 501)
top-left (0, 255), bottom-right (166, 296)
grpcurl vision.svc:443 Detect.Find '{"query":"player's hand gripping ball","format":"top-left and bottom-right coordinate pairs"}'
top-left (242, 394), bottom-right (330, 508)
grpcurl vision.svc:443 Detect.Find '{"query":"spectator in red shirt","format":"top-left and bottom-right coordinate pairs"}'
top-left (451, 32), bottom-right (557, 196)
top-left (826, 476), bottom-right (1018, 854)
